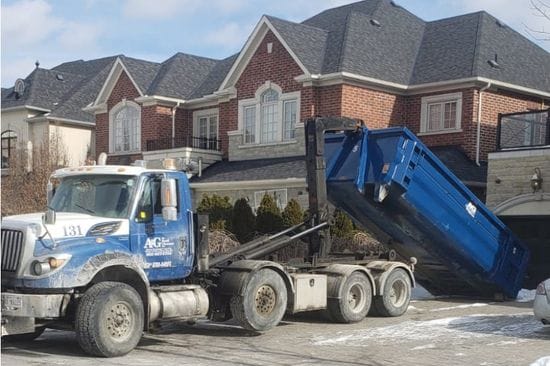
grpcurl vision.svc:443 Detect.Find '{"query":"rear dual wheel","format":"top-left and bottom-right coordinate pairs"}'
top-left (327, 272), bottom-right (372, 323)
top-left (230, 269), bottom-right (287, 331)
top-left (373, 268), bottom-right (411, 317)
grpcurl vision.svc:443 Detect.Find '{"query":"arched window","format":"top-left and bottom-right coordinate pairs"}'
top-left (261, 88), bottom-right (279, 143)
top-left (109, 101), bottom-right (141, 153)
top-left (239, 82), bottom-right (300, 145)
top-left (1, 130), bottom-right (17, 168)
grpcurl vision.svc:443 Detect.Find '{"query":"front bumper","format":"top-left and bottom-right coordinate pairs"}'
top-left (1, 292), bottom-right (69, 336)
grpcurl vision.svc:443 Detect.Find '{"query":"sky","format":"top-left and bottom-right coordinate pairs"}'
top-left (1, 0), bottom-right (549, 88)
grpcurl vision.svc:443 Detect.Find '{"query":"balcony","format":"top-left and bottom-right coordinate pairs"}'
top-left (143, 136), bottom-right (222, 173)
top-left (497, 109), bottom-right (549, 151)
top-left (146, 136), bottom-right (221, 152)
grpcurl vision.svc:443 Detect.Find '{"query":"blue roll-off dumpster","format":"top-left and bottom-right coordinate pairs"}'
top-left (324, 127), bottom-right (530, 298)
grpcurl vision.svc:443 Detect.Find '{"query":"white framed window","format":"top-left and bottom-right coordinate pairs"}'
top-left (109, 100), bottom-right (141, 153)
top-left (193, 108), bottom-right (219, 150)
top-left (238, 81), bottom-right (300, 145)
top-left (420, 92), bottom-right (462, 134)
top-left (283, 100), bottom-right (297, 140)
top-left (253, 189), bottom-right (288, 211)
top-left (244, 106), bottom-right (256, 144)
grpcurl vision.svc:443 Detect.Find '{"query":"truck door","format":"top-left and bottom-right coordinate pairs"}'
top-left (131, 174), bottom-right (193, 281)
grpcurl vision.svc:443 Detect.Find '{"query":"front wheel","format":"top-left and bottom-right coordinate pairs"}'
top-left (373, 268), bottom-right (411, 317)
top-left (75, 282), bottom-right (144, 357)
top-left (230, 268), bottom-right (287, 331)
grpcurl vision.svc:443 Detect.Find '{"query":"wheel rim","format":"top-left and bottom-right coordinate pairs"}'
top-left (255, 285), bottom-right (277, 316)
top-left (347, 283), bottom-right (366, 313)
top-left (106, 301), bottom-right (133, 340)
top-left (389, 280), bottom-right (407, 308)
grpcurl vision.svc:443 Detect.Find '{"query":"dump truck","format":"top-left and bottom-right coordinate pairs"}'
top-left (1, 117), bottom-right (529, 357)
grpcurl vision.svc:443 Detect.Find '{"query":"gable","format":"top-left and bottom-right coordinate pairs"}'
top-left (219, 16), bottom-right (311, 91)
top-left (235, 30), bottom-right (304, 98)
top-left (92, 58), bottom-right (144, 108)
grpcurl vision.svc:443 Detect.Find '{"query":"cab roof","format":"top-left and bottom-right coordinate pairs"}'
top-left (52, 165), bottom-right (173, 178)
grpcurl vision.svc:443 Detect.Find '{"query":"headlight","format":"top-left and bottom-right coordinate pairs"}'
top-left (32, 261), bottom-right (51, 276)
top-left (30, 254), bottom-right (71, 276)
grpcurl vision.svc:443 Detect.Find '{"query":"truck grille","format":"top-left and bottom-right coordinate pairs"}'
top-left (1, 229), bottom-right (24, 272)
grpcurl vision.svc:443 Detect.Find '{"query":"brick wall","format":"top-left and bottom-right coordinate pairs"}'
top-left (94, 35), bottom-right (548, 168)
top-left (96, 70), bottom-right (143, 164)
top-left (341, 85), bottom-right (405, 128)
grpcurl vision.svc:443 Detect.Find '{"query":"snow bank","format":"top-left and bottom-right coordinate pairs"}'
top-left (530, 356), bottom-right (550, 366)
top-left (411, 284), bottom-right (435, 300)
top-left (516, 288), bottom-right (537, 302)
top-left (313, 312), bottom-right (539, 347)
top-left (430, 303), bottom-right (488, 312)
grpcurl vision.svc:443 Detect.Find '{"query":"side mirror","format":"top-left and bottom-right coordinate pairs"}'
top-left (43, 208), bottom-right (56, 225)
top-left (47, 181), bottom-right (54, 204)
top-left (161, 179), bottom-right (178, 221)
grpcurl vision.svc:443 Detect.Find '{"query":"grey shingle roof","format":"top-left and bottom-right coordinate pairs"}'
top-left (191, 146), bottom-right (487, 184)
top-left (2, 68), bottom-right (86, 111)
top-left (473, 12), bottom-right (550, 92)
top-left (119, 56), bottom-right (161, 94)
top-left (294, 0), bottom-right (549, 92)
top-left (430, 146), bottom-right (487, 183)
top-left (190, 156), bottom-right (307, 183)
top-left (266, 16), bottom-right (328, 74)
top-left (147, 53), bottom-right (218, 99)
top-left (189, 54), bottom-right (238, 98)
top-left (48, 59), bottom-right (118, 122)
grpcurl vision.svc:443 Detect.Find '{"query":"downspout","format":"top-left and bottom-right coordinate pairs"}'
top-left (171, 102), bottom-right (180, 148)
top-left (476, 82), bottom-right (491, 166)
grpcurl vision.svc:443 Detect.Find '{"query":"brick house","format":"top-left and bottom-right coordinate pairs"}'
top-left (87, 0), bottom-right (550, 209)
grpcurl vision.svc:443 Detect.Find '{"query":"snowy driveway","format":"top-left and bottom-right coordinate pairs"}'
top-left (2, 298), bottom-right (549, 366)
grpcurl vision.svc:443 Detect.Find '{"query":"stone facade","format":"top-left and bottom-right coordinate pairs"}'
top-left (486, 149), bottom-right (550, 209)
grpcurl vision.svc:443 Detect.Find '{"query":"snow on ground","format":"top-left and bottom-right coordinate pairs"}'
top-left (516, 288), bottom-right (537, 302)
top-left (411, 284), bottom-right (435, 300)
top-left (430, 303), bottom-right (488, 312)
top-left (530, 356), bottom-right (550, 366)
top-left (313, 312), bottom-right (543, 347)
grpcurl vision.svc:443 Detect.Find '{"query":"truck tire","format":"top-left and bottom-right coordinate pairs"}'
top-left (373, 268), bottom-right (411, 317)
top-left (327, 272), bottom-right (372, 323)
top-left (230, 269), bottom-right (287, 332)
top-left (75, 282), bottom-right (144, 357)
top-left (2, 327), bottom-right (45, 342)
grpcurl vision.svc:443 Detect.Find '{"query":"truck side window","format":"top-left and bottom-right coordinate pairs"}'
top-left (136, 179), bottom-right (153, 222)
top-left (152, 178), bottom-right (162, 215)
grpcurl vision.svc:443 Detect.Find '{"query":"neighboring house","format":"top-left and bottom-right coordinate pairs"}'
top-left (1, 57), bottom-right (119, 171)
top-left (486, 109), bottom-right (549, 287)
top-left (85, 0), bottom-right (549, 209)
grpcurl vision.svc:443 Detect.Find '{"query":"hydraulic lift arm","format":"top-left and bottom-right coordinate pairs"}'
top-left (305, 116), bottom-right (363, 261)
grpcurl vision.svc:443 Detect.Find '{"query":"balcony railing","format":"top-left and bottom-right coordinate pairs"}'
top-left (145, 136), bottom-right (221, 152)
top-left (497, 109), bottom-right (550, 150)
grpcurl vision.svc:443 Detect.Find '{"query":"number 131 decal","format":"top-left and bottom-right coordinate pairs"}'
top-left (63, 225), bottom-right (83, 236)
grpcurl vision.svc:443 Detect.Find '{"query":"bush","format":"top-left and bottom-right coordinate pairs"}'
top-left (282, 199), bottom-right (304, 228)
top-left (197, 194), bottom-right (233, 230)
top-left (331, 209), bottom-right (354, 240)
top-left (256, 193), bottom-right (284, 234)
top-left (231, 198), bottom-right (256, 243)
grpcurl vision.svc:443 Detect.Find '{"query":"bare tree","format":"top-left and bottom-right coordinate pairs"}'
top-left (1, 132), bottom-right (69, 217)
top-left (526, 0), bottom-right (550, 41)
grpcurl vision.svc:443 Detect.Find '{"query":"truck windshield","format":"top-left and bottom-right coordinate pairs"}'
top-left (50, 174), bottom-right (138, 219)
